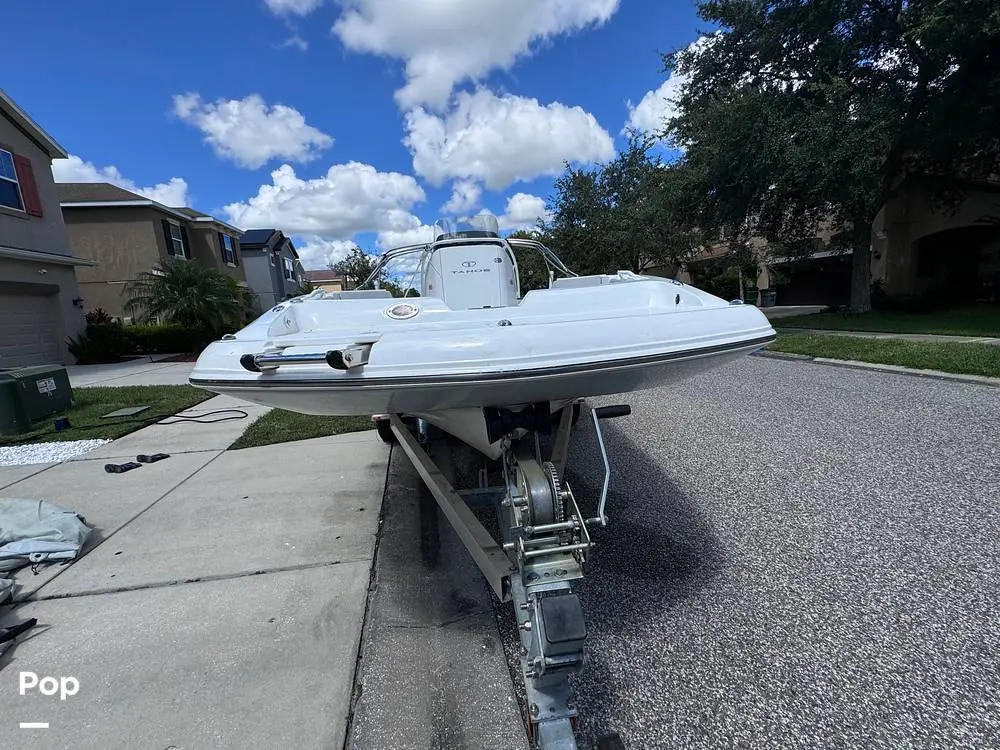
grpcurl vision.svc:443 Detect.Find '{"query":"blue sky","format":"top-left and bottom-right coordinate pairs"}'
top-left (7, 0), bottom-right (702, 268)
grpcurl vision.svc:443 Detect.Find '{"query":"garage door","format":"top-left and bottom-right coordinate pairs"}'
top-left (0, 293), bottom-right (61, 368)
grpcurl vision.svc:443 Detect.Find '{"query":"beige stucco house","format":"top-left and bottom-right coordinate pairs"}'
top-left (303, 269), bottom-right (350, 293)
top-left (676, 177), bottom-right (1000, 307)
top-left (0, 88), bottom-right (92, 368)
top-left (57, 183), bottom-right (248, 319)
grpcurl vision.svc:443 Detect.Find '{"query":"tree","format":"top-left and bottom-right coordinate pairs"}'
top-left (543, 132), bottom-right (708, 277)
top-left (506, 228), bottom-right (555, 293)
top-left (122, 259), bottom-right (252, 334)
top-left (330, 246), bottom-right (406, 296)
top-left (665, 0), bottom-right (1000, 312)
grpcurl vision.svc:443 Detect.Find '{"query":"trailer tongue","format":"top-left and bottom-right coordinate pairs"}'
top-left (382, 400), bottom-right (630, 749)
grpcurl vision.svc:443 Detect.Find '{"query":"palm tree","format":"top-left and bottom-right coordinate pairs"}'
top-left (122, 260), bottom-right (252, 334)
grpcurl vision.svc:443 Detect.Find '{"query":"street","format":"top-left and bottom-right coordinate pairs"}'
top-left (493, 356), bottom-right (1000, 748)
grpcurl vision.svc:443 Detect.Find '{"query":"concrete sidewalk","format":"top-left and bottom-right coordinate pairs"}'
top-left (67, 359), bottom-right (195, 388)
top-left (0, 414), bottom-right (389, 749)
top-left (761, 305), bottom-right (826, 320)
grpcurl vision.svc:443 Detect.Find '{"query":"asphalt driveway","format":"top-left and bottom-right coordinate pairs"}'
top-left (496, 355), bottom-right (1000, 749)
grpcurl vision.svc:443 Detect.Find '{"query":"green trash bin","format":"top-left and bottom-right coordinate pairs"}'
top-left (0, 365), bottom-right (73, 436)
top-left (0, 377), bottom-right (31, 435)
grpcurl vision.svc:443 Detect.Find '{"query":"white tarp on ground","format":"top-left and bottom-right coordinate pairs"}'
top-left (0, 498), bottom-right (93, 602)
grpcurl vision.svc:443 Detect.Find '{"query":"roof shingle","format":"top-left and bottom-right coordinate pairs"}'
top-left (304, 269), bottom-right (345, 283)
top-left (56, 182), bottom-right (147, 203)
top-left (239, 229), bottom-right (278, 246)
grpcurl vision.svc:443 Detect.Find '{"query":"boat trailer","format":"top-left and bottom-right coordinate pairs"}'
top-left (378, 399), bottom-right (630, 750)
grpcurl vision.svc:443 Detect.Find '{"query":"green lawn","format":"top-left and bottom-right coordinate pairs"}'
top-left (1, 385), bottom-right (213, 446)
top-left (775, 306), bottom-right (1000, 337)
top-left (768, 332), bottom-right (1000, 378)
top-left (229, 409), bottom-right (374, 450)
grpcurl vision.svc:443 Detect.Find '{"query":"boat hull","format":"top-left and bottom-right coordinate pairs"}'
top-left (190, 335), bottom-right (770, 416)
top-left (189, 271), bottom-right (775, 456)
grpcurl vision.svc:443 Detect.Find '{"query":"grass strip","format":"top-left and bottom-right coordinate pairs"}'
top-left (1, 385), bottom-right (214, 445)
top-left (768, 333), bottom-right (1000, 378)
top-left (229, 409), bottom-right (374, 450)
top-left (775, 307), bottom-right (1000, 337)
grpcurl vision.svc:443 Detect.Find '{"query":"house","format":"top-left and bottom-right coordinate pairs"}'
top-left (303, 269), bottom-right (350, 292)
top-left (0, 88), bottom-right (93, 368)
top-left (676, 175), bottom-right (1000, 307)
top-left (57, 183), bottom-right (248, 319)
top-left (237, 228), bottom-right (305, 309)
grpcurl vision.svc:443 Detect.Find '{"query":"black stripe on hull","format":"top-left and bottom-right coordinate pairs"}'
top-left (189, 335), bottom-right (775, 391)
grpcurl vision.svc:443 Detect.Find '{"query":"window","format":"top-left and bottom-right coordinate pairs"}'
top-left (161, 219), bottom-right (190, 259)
top-left (169, 223), bottom-right (185, 255)
top-left (283, 256), bottom-right (294, 281)
top-left (219, 232), bottom-right (239, 265)
top-left (0, 148), bottom-right (42, 215)
top-left (0, 150), bottom-right (23, 211)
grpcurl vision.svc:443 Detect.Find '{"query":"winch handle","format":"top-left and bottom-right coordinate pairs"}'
top-left (594, 405), bottom-right (631, 420)
top-left (587, 403), bottom-right (631, 528)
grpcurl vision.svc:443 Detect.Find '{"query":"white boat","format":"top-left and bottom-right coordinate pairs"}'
top-left (189, 212), bottom-right (777, 747)
top-left (189, 212), bottom-right (775, 457)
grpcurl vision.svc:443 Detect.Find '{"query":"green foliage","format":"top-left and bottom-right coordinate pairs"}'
top-left (331, 245), bottom-right (408, 296)
top-left (67, 322), bottom-right (129, 364)
top-left (84, 308), bottom-right (113, 325)
top-left (542, 132), bottom-right (708, 276)
top-left (506, 229), bottom-right (554, 294)
top-left (688, 257), bottom-right (759, 301)
top-left (122, 259), bottom-right (253, 334)
top-left (664, 0), bottom-right (1000, 312)
top-left (67, 320), bottom-right (237, 364)
top-left (127, 324), bottom-right (225, 354)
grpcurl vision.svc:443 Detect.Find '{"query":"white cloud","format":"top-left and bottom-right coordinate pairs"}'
top-left (624, 36), bottom-right (721, 141)
top-left (376, 217), bottom-right (435, 249)
top-left (332, 0), bottom-right (621, 110)
top-left (441, 180), bottom-right (481, 213)
top-left (404, 88), bottom-right (615, 191)
top-left (624, 75), bottom-right (685, 138)
top-left (223, 161), bottom-right (426, 238)
top-left (52, 154), bottom-right (190, 206)
top-left (295, 236), bottom-right (357, 269)
top-left (278, 35), bottom-right (309, 52)
top-left (172, 93), bottom-right (333, 169)
top-left (264, 0), bottom-right (324, 16)
top-left (499, 192), bottom-right (551, 231)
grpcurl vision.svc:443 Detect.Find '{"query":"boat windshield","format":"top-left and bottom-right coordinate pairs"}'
top-left (433, 212), bottom-right (500, 240)
top-left (358, 212), bottom-right (577, 295)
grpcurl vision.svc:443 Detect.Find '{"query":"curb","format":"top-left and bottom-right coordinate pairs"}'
top-left (754, 350), bottom-right (1000, 388)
